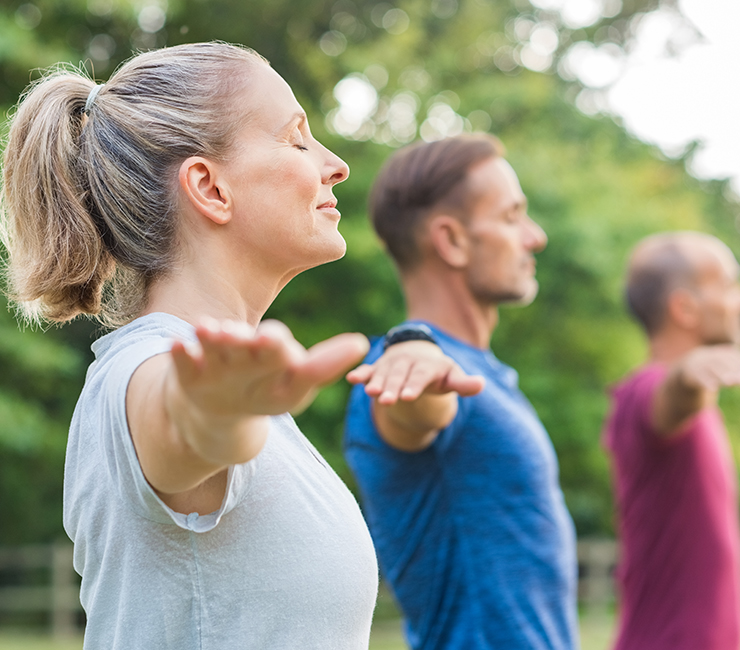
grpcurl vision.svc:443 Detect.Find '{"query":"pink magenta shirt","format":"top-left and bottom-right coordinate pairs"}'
top-left (603, 364), bottom-right (740, 650)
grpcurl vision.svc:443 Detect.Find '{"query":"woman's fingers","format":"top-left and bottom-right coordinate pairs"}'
top-left (196, 320), bottom-right (233, 367)
top-left (176, 319), bottom-right (371, 415)
top-left (248, 320), bottom-right (306, 369)
top-left (170, 339), bottom-right (202, 385)
top-left (192, 317), bottom-right (304, 375)
top-left (302, 333), bottom-right (370, 387)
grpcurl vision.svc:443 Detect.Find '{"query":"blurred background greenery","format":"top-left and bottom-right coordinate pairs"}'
top-left (1, 0), bottom-right (738, 553)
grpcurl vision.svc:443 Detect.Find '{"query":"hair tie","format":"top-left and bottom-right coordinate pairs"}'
top-left (84, 84), bottom-right (104, 114)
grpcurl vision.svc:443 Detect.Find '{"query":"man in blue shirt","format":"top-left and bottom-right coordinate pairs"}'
top-left (344, 134), bottom-right (578, 650)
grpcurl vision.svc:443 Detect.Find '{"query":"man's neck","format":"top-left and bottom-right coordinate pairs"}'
top-left (402, 270), bottom-right (498, 349)
top-left (648, 327), bottom-right (702, 365)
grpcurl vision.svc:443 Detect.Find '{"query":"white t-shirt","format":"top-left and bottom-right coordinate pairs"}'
top-left (63, 313), bottom-right (378, 649)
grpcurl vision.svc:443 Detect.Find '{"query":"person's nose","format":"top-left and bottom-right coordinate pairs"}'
top-left (322, 145), bottom-right (350, 186)
top-left (523, 215), bottom-right (547, 253)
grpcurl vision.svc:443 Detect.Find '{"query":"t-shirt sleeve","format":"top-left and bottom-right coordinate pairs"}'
top-left (608, 365), bottom-right (696, 454)
top-left (632, 368), bottom-right (664, 435)
top-left (89, 338), bottom-right (254, 532)
top-left (429, 393), bottom-right (470, 454)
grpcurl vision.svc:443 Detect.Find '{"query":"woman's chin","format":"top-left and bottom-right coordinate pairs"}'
top-left (330, 236), bottom-right (348, 261)
top-left (292, 236), bottom-right (347, 274)
top-left (317, 233), bottom-right (347, 264)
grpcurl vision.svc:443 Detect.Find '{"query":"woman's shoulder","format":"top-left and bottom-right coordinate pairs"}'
top-left (91, 312), bottom-right (195, 361)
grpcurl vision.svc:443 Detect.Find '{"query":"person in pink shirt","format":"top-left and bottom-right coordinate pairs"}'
top-left (604, 231), bottom-right (740, 650)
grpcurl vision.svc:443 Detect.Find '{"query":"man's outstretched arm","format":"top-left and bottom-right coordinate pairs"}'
top-left (347, 341), bottom-right (484, 451)
top-left (652, 344), bottom-right (740, 435)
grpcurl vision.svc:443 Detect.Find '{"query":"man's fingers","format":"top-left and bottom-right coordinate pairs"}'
top-left (375, 359), bottom-right (414, 405)
top-left (396, 362), bottom-right (484, 401)
top-left (346, 364), bottom-right (375, 385)
top-left (361, 353), bottom-right (485, 404)
top-left (443, 367), bottom-right (486, 396)
top-left (691, 346), bottom-right (740, 389)
top-left (714, 367), bottom-right (740, 388)
top-left (397, 363), bottom-right (451, 401)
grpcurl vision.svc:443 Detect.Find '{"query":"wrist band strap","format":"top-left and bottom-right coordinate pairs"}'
top-left (383, 323), bottom-right (438, 350)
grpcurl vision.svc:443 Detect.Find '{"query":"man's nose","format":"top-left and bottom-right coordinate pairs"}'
top-left (524, 216), bottom-right (547, 252)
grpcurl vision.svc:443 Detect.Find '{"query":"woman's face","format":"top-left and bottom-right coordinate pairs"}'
top-left (219, 63), bottom-right (350, 281)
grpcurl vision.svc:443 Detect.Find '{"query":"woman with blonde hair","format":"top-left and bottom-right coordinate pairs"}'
top-left (1, 42), bottom-right (378, 649)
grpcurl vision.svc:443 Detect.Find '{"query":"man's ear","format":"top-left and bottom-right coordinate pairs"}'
top-left (667, 288), bottom-right (700, 330)
top-left (178, 156), bottom-right (231, 225)
top-left (428, 215), bottom-right (469, 268)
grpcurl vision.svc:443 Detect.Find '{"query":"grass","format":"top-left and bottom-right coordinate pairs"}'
top-left (0, 635), bottom-right (82, 650)
top-left (580, 609), bottom-right (616, 650)
top-left (369, 611), bottom-right (615, 650)
top-left (0, 610), bottom-right (615, 650)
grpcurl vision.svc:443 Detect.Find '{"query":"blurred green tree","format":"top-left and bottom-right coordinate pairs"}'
top-left (0, 0), bottom-right (737, 541)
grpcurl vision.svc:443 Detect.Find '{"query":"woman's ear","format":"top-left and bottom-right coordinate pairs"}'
top-left (178, 156), bottom-right (231, 225)
top-left (428, 215), bottom-right (470, 268)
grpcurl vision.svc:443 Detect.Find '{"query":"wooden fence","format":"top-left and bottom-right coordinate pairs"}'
top-left (0, 542), bottom-right (82, 637)
top-left (577, 537), bottom-right (618, 609)
top-left (0, 538), bottom-right (618, 636)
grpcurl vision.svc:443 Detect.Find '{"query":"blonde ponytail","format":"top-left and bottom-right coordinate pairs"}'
top-left (2, 72), bottom-right (115, 323)
top-left (1, 43), bottom-right (266, 326)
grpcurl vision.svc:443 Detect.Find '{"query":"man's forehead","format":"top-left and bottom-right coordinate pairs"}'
top-left (466, 157), bottom-right (525, 205)
top-left (684, 237), bottom-right (738, 281)
top-left (632, 234), bottom-right (739, 284)
top-left (709, 246), bottom-right (740, 281)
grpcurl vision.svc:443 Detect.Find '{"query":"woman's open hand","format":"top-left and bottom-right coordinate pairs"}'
top-left (171, 317), bottom-right (369, 418)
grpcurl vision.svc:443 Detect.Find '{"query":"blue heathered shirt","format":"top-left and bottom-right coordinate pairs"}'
top-left (344, 322), bottom-right (578, 650)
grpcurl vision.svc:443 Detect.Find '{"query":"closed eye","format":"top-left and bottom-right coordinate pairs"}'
top-left (295, 144), bottom-right (309, 151)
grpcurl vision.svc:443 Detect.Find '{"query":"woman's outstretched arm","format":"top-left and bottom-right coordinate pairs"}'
top-left (126, 318), bottom-right (369, 513)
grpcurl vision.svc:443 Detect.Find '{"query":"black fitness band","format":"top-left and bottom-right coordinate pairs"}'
top-left (383, 323), bottom-right (438, 350)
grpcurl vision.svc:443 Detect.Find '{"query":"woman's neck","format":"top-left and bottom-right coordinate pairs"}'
top-left (143, 256), bottom-right (284, 327)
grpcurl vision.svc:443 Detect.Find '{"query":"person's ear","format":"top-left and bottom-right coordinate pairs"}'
top-left (667, 288), bottom-right (700, 330)
top-left (428, 215), bottom-right (469, 268)
top-left (178, 157), bottom-right (231, 225)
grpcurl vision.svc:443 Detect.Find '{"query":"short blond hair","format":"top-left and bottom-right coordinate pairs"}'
top-left (1, 42), bottom-right (266, 326)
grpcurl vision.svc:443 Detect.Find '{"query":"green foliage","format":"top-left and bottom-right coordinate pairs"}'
top-left (1, 0), bottom-right (738, 542)
top-left (0, 294), bottom-right (88, 542)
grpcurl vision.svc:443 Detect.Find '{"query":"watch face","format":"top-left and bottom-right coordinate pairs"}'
top-left (386, 323), bottom-right (433, 337)
top-left (384, 323), bottom-right (437, 349)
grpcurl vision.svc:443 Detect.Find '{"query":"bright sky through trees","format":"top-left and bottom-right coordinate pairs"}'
top-left (326, 0), bottom-right (740, 193)
top-left (572, 0), bottom-right (740, 193)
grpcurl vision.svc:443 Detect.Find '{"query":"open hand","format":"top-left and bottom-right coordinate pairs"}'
top-left (678, 344), bottom-right (740, 392)
top-left (654, 344), bottom-right (740, 434)
top-left (171, 317), bottom-right (370, 418)
top-left (346, 340), bottom-right (484, 405)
